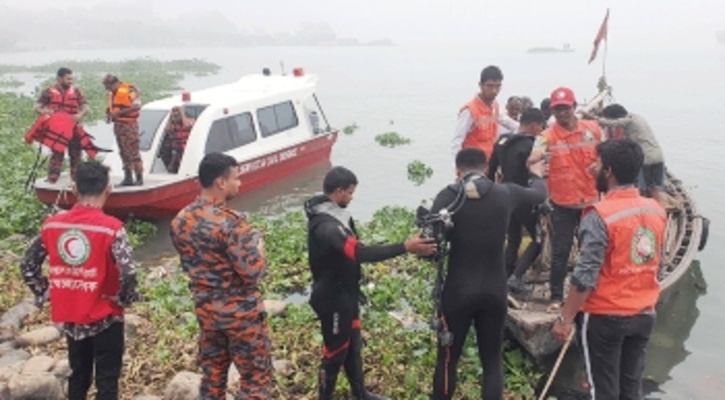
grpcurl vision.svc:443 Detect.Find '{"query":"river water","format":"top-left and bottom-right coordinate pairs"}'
top-left (1, 44), bottom-right (722, 399)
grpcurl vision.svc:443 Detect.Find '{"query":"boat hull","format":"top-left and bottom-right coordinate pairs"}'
top-left (35, 132), bottom-right (337, 219)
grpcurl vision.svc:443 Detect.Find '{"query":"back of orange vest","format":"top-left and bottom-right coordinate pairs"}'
top-left (583, 190), bottom-right (666, 315)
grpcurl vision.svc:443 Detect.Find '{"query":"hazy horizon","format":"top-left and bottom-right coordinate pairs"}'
top-left (1, 0), bottom-right (723, 51)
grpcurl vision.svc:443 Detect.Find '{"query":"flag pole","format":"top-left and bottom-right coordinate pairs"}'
top-left (602, 8), bottom-right (609, 78)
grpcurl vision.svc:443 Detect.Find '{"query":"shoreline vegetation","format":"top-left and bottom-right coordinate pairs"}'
top-left (0, 59), bottom-right (543, 399)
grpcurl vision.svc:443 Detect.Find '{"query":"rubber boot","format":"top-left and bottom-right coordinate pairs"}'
top-left (134, 171), bottom-right (143, 186)
top-left (116, 170), bottom-right (134, 187)
top-left (345, 330), bottom-right (390, 400)
top-left (318, 362), bottom-right (340, 400)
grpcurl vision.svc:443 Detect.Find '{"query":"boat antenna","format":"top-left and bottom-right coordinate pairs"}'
top-left (313, 94), bottom-right (332, 132)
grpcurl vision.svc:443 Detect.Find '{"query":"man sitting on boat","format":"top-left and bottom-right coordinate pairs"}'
top-left (159, 106), bottom-right (195, 173)
top-left (30, 67), bottom-right (91, 183)
top-left (596, 104), bottom-right (667, 204)
top-left (552, 138), bottom-right (666, 400)
top-left (529, 87), bottom-right (603, 313)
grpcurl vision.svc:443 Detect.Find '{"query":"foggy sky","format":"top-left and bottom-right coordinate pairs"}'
top-left (3, 0), bottom-right (723, 50)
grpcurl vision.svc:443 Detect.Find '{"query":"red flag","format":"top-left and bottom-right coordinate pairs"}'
top-left (588, 9), bottom-right (609, 64)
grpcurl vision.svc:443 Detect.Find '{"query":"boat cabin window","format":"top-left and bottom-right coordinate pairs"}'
top-left (204, 112), bottom-right (257, 154)
top-left (139, 109), bottom-right (169, 151)
top-left (257, 101), bottom-right (299, 137)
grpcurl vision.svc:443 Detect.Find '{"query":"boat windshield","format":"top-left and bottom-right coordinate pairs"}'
top-left (138, 109), bottom-right (169, 151)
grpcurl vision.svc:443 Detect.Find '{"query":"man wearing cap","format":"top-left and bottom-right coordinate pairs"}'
top-left (452, 66), bottom-right (519, 163)
top-left (529, 87), bottom-right (602, 312)
top-left (103, 74), bottom-right (144, 186)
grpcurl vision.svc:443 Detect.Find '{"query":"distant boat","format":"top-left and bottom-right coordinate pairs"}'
top-left (526, 43), bottom-right (575, 54)
top-left (718, 30), bottom-right (725, 44)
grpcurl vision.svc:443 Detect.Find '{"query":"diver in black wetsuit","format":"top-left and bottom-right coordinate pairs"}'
top-left (305, 166), bottom-right (436, 400)
top-left (430, 148), bottom-right (548, 400)
top-left (487, 108), bottom-right (547, 293)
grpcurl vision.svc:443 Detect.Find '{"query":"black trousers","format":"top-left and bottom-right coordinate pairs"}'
top-left (549, 204), bottom-right (583, 300)
top-left (316, 306), bottom-right (367, 399)
top-left (67, 321), bottom-right (125, 400)
top-left (579, 313), bottom-right (655, 400)
top-left (432, 295), bottom-right (507, 400)
top-left (506, 214), bottom-right (542, 279)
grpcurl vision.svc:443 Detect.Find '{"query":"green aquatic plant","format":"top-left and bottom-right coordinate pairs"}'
top-left (342, 123), bottom-right (359, 135)
top-left (375, 131), bottom-right (411, 147)
top-left (407, 160), bottom-right (434, 185)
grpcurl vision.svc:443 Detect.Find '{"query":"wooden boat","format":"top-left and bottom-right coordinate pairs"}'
top-left (33, 68), bottom-right (338, 219)
top-left (505, 83), bottom-right (710, 360)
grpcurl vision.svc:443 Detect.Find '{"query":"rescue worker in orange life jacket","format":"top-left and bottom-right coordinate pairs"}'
top-left (552, 138), bottom-right (666, 400)
top-left (103, 74), bottom-right (144, 186)
top-left (160, 106), bottom-right (195, 173)
top-left (451, 66), bottom-right (519, 165)
top-left (34, 67), bottom-right (90, 183)
top-left (528, 87), bottom-right (602, 313)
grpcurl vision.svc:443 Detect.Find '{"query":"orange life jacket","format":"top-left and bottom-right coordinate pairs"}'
top-left (461, 96), bottom-right (500, 158)
top-left (545, 119), bottom-right (602, 207)
top-left (41, 205), bottom-right (125, 324)
top-left (111, 82), bottom-right (140, 122)
top-left (24, 112), bottom-right (99, 158)
top-left (170, 121), bottom-right (191, 151)
top-left (581, 188), bottom-right (666, 315)
top-left (48, 86), bottom-right (81, 115)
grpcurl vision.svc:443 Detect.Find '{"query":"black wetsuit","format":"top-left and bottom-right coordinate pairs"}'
top-left (305, 194), bottom-right (404, 400)
top-left (430, 174), bottom-right (547, 400)
top-left (487, 133), bottom-right (543, 278)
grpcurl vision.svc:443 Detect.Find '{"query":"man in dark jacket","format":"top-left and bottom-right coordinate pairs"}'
top-left (487, 108), bottom-right (546, 292)
top-left (305, 166), bottom-right (436, 400)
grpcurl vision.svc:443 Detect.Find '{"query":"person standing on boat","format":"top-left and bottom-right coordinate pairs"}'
top-left (305, 166), bottom-right (436, 400)
top-left (529, 87), bottom-right (602, 313)
top-left (103, 74), bottom-right (144, 186)
top-left (451, 66), bottom-right (519, 163)
top-left (597, 104), bottom-right (667, 204)
top-left (520, 96), bottom-right (534, 112)
top-left (160, 106), bottom-right (195, 173)
top-left (20, 160), bottom-right (139, 400)
top-left (170, 153), bottom-right (271, 399)
top-left (486, 108), bottom-right (547, 292)
top-left (540, 98), bottom-right (554, 128)
top-left (429, 148), bottom-right (548, 400)
top-left (552, 138), bottom-right (666, 400)
top-left (34, 67), bottom-right (90, 183)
